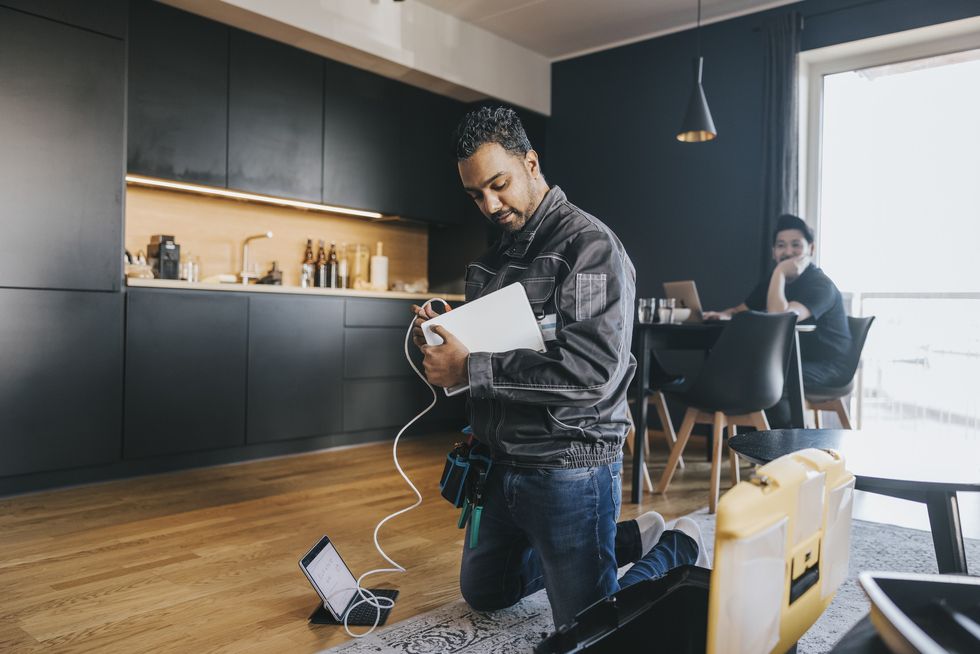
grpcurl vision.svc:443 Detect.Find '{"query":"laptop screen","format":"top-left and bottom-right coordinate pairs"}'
top-left (302, 538), bottom-right (358, 617)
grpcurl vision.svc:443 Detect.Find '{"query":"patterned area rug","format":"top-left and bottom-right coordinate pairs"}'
top-left (323, 514), bottom-right (979, 654)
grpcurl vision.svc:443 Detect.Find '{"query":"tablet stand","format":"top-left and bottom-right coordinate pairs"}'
top-left (309, 588), bottom-right (399, 626)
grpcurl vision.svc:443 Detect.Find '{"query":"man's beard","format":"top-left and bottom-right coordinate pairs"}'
top-left (492, 191), bottom-right (537, 233)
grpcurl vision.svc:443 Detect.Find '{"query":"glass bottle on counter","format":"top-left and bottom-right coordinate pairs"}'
top-left (327, 241), bottom-right (339, 288)
top-left (316, 239), bottom-right (328, 288)
top-left (337, 242), bottom-right (349, 289)
top-left (301, 239), bottom-right (315, 288)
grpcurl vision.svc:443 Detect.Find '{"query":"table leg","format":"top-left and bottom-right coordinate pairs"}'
top-left (925, 491), bottom-right (968, 574)
top-left (787, 331), bottom-right (806, 429)
top-left (631, 329), bottom-right (650, 503)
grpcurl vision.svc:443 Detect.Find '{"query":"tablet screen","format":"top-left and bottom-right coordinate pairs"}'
top-left (303, 539), bottom-right (358, 617)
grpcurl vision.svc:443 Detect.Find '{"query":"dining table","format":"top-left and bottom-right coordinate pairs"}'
top-left (629, 320), bottom-right (814, 503)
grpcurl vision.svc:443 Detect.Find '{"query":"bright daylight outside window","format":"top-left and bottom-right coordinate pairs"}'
top-left (818, 47), bottom-right (980, 441)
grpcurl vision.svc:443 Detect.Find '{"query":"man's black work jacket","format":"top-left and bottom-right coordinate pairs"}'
top-left (464, 186), bottom-right (637, 469)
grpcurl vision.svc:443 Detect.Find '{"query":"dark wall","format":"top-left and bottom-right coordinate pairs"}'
top-left (548, 0), bottom-right (980, 308)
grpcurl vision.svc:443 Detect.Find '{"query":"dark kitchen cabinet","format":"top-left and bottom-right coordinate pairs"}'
top-left (322, 59), bottom-right (406, 216)
top-left (247, 295), bottom-right (344, 443)
top-left (345, 298), bottom-right (417, 328)
top-left (127, 0), bottom-right (229, 187)
top-left (0, 7), bottom-right (124, 292)
top-left (343, 378), bottom-right (432, 433)
top-left (344, 377), bottom-right (466, 433)
top-left (322, 59), bottom-right (469, 224)
top-left (342, 297), bottom-right (466, 431)
top-left (0, 289), bottom-right (123, 477)
top-left (228, 30), bottom-right (323, 202)
top-left (0, 0), bottom-right (127, 37)
top-left (345, 328), bottom-right (410, 379)
top-left (399, 84), bottom-right (468, 224)
top-left (124, 289), bottom-right (248, 458)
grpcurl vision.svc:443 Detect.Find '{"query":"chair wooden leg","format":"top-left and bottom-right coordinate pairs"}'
top-left (752, 411), bottom-right (771, 432)
top-left (834, 398), bottom-right (853, 429)
top-left (813, 409), bottom-right (822, 429)
top-left (625, 424), bottom-right (654, 493)
top-left (727, 423), bottom-right (740, 486)
top-left (656, 408), bottom-right (696, 494)
top-left (653, 392), bottom-right (684, 469)
top-left (709, 412), bottom-right (725, 514)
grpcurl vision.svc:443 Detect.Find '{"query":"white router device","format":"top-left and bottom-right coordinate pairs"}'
top-left (421, 282), bottom-right (546, 396)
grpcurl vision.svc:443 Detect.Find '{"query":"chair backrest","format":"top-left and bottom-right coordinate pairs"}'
top-left (707, 448), bottom-right (856, 654)
top-left (837, 315), bottom-right (875, 384)
top-left (686, 311), bottom-right (798, 414)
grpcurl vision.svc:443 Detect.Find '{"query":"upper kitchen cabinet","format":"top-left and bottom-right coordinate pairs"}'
top-left (0, 288), bottom-right (123, 478)
top-left (0, 0), bottom-right (127, 37)
top-left (322, 59), bottom-right (405, 217)
top-left (399, 84), bottom-right (469, 225)
top-left (323, 60), bottom-right (468, 224)
top-left (0, 7), bottom-right (123, 292)
top-left (127, 0), bottom-right (229, 187)
top-left (228, 30), bottom-right (323, 202)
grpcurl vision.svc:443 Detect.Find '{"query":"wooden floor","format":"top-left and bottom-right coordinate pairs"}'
top-left (0, 432), bottom-right (725, 653)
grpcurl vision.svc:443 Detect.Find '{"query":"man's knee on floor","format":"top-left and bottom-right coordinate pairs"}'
top-left (459, 579), bottom-right (522, 612)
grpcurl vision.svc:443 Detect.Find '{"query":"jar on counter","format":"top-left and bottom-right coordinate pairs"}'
top-left (351, 243), bottom-right (371, 289)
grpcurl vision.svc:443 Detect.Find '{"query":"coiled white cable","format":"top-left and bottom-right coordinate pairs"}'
top-left (341, 298), bottom-right (450, 638)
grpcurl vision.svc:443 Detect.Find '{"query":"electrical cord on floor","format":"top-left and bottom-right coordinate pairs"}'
top-left (341, 298), bottom-right (450, 638)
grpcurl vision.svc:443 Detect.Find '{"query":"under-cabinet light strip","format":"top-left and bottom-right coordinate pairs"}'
top-left (125, 174), bottom-right (385, 220)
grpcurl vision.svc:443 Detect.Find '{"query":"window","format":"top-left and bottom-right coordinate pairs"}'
top-left (801, 19), bottom-right (980, 442)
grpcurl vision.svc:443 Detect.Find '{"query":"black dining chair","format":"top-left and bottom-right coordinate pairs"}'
top-left (625, 354), bottom-right (685, 493)
top-left (655, 311), bottom-right (798, 513)
top-left (806, 315), bottom-right (875, 429)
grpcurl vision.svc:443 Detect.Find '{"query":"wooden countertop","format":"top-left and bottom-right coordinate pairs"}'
top-left (127, 278), bottom-right (465, 302)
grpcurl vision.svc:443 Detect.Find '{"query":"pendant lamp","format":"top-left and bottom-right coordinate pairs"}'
top-left (677, 0), bottom-right (717, 142)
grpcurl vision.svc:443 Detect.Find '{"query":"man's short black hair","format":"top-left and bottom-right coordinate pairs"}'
top-left (454, 106), bottom-right (533, 161)
top-left (772, 214), bottom-right (815, 245)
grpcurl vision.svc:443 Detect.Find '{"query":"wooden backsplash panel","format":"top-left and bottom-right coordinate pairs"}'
top-left (125, 186), bottom-right (428, 287)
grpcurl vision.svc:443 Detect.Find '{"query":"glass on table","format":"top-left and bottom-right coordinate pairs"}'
top-left (658, 298), bottom-right (677, 324)
top-left (638, 298), bottom-right (656, 324)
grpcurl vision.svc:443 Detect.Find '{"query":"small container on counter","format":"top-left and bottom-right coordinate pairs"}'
top-left (180, 253), bottom-right (200, 283)
top-left (370, 241), bottom-right (389, 291)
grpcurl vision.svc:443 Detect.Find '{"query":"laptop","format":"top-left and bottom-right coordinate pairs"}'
top-left (422, 282), bottom-right (546, 396)
top-left (663, 280), bottom-right (704, 323)
top-left (299, 535), bottom-right (399, 625)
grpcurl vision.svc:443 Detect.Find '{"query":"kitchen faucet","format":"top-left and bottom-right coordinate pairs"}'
top-left (240, 231), bottom-right (273, 284)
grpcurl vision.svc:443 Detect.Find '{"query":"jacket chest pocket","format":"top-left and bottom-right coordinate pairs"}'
top-left (520, 276), bottom-right (556, 317)
top-left (464, 263), bottom-right (497, 302)
top-left (464, 280), bottom-right (485, 302)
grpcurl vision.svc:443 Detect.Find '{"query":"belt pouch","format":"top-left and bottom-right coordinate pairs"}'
top-left (440, 446), bottom-right (471, 508)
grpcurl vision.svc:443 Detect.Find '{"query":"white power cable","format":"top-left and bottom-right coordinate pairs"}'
top-left (341, 298), bottom-right (451, 638)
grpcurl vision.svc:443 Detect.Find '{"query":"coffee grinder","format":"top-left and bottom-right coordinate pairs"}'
top-left (147, 234), bottom-right (180, 280)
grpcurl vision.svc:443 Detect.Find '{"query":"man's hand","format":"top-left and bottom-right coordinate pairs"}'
top-left (422, 325), bottom-right (469, 388)
top-left (702, 310), bottom-right (733, 321)
top-left (774, 254), bottom-right (810, 281)
top-left (410, 302), bottom-right (452, 350)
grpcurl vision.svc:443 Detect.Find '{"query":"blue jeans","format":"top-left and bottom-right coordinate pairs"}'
top-left (459, 460), bottom-right (698, 628)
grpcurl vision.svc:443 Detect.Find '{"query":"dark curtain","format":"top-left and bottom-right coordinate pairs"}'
top-left (759, 12), bottom-right (802, 279)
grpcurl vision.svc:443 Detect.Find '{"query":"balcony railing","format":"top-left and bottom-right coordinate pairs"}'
top-left (849, 292), bottom-right (980, 442)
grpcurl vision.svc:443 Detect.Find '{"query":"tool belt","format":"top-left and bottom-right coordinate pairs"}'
top-left (439, 438), bottom-right (492, 549)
